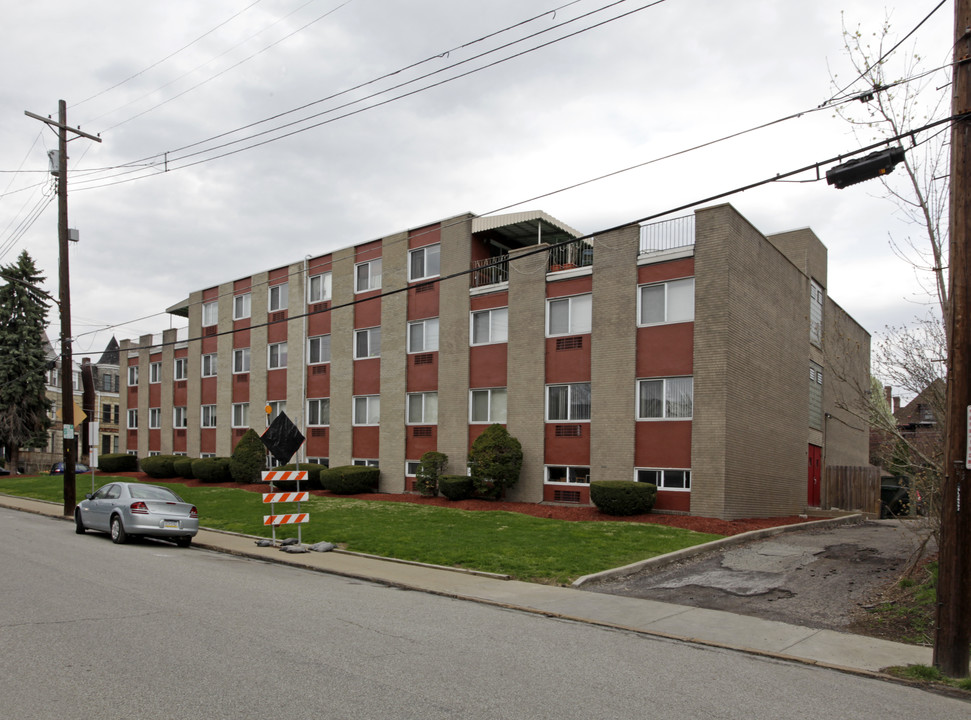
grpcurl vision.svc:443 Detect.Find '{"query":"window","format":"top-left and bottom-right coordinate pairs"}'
top-left (810, 280), bottom-right (824, 346)
top-left (127, 409), bottom-right (138, 429)
top-left (639, 277), bottom-right (694, 325)
top-left (637, 377), bottom-right (693, 419)
top-left (353, 459), bottom-right (379, 467)
top-left (268, 342), bottom-right (288, 369)
top-left (355, 258), bottom-right (382, 292)
top-left (268, 283), bottom-right (289, 312)
top-left (353, 395), bottom-right (380, 425)
top-left (101, 373), bottom-right (116, 392)
top-left (809, 363), bottom-right (823, 430)
top-left (102, 403), bottom-right (111, 423)
top-left (405, 461), bottom-right (420, 477)
top-left (128, 366), bottom-right (138, 386)
top-left (471, 307), bottom-right (508, 345)
top-left (233, 293), bottom-right (251, 320)
top-left (547, 294), bottom-right (592, 336)
top-left (354, 327), bottom-right (380, 359)
top-left (308, 457), bottom-right (329, 467)
top-left (308, 335), bottom-right (331, 364)
top-left (173, 407), bottom-right (188, 429)
top-left (409, 244), bottom-right (441, 281)
top-left (408, 318), bottom-right (439, 353)
top-left (308, 272), bottom-right (332, 303)
top-left (174, 357), bottom-right (188, 381)
top-left (149, 361), bottom-right (161, 384)
top-left (266, 401), bottom-right (286, 425)
top-left (637, 468), bottom-right (691, 490)
top-left (546, 466), bottom-right (591, 484)
top-left (546, 383), bottom-right (591, 421)
top-left (233, 347), bottom-right (250, 374)
top-left (307, 398), bottom-right (330, 426)
top-left (201, 405), bottom-right (217, 428)
top-left (407, 392), bottom-right (438, 424)
top-left (470, 388), bottom-right (507, 423)
top-left (149, 408), bottom-right (161, 429)
top-left (232, 403), bottom-right (249, 428)
top-left (113, 405), bottom-right (119, 424)
top-left (202, 301), bottom-right (218, 327)
top-left (201, 353), bottom-right (218, 378)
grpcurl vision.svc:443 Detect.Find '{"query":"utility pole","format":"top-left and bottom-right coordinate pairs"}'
top-left (25, 101), bottom-right (101, 516)
top-left (935, 0), bottom-right (971, 678)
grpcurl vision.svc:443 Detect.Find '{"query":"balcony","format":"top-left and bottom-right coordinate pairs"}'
top-left (548, 239), bottom-right (593, 273)
top-left (471, 255), bottom-right (509, 289)
top-left (639, 215), bottom-right (695, 255)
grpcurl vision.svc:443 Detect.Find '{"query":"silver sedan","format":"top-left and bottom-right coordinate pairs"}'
top-left (75, 482), bottom-right (199, 547)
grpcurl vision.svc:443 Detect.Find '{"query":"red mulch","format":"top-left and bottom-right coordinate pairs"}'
top-left (109, 470), bottom-right (813, 537)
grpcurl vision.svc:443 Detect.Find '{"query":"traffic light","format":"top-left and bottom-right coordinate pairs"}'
top-left (826, 146), bottom-right (906, 189)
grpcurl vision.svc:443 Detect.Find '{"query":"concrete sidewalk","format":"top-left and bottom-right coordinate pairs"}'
top-left (2, 493), bottom-right (933, 678)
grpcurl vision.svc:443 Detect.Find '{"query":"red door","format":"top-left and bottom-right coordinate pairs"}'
top-left (807, 444), bottom-right (822, 507)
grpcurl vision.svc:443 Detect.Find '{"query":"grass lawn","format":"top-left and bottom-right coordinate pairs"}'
top-left (1, 475), bottom-right (722, 585)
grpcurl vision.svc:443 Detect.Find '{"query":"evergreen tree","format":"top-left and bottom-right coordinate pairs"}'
top-left (0, 251), bottom-right (52, 470)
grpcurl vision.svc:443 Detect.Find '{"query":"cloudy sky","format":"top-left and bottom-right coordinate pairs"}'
top-left (0, 0), bottom-right (953, 364)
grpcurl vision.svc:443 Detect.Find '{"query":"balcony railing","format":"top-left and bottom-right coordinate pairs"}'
top-left (471, 255), bottom-right (509, 288)
top-left (639, 215), bottom-right (695, 254)
top-left (548, 239), bottom-right (593, 272)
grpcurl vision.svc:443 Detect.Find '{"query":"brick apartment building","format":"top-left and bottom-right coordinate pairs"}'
top-left (118, 203), bottom-right (870, 520)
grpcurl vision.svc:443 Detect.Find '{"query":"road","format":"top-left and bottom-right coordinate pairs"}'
top-left (1, 509), bottom-right (966, 719)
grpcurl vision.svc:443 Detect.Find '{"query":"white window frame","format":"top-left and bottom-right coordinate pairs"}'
top-left (353, 458), bottom-right (379, 468)
top-left (546, 383), bottom-right (592, 422)
top-left (202, 300), bottom-right (218, 327)
top-left (408, 318), bottom-right (439, 353)
top-left (307, 272), bottom-right (332, 303)
top-left (266, 401), bottom-right (286, 426)
top-left (470, 388), bottom-right (507, 424)
top-left (470, 307), bottom-right (509, 345)
top-left (233, 293), bottom-right (251, 320)
top-left (408, 244), bottom-right (441, 282)
top-left (810, 279), bottom-right (824, 346)
top-left (355, 258), bottom-right (382, 293)
top-left (149, 361), bottom-right (161, 384)
top-left (636, 468), bottom-right (691, 491)
top-left (149, 408), bottom-right (161, 430)
top-left (308, 335), bottom-right (331, 365)
top-left (307, 398), bottom-right (330, 427)
top-left (173, 406), bottom-right (188, 429)
top-left (268, 283), bottom-right (289, 312)
top-left (638, 277), bottom-right (695, 326)
top-left (173, 357), bottom-right (188, 381)
top-left (405, 461), bottom-right (420, 477)
top-left (201, 405), bottom-right (217, 428)
top-left (546, 293), bottom-right (592, 337)
top-left (545, 466), bottom-right (592, 485)
top-left (354, 327), bottom-right (381, 359)
top-left (406, 392), bottom-right (438, 424)
top-left (233, 347), bottom-right (250, 374)
top-left (127, 409), bottom-right (138, 429)
top-left (232, 403), bottom-right (249, 428)
top-left (127, 365), bottom-right (138, 386)
top-left (201, 353), bottom-right (218, 378)
top-left (268, 342), bottom-right (288, 370)
top-left (637, 377), bottom-right (694, 420)
top-left (353, 395), bottom-right (380, 426)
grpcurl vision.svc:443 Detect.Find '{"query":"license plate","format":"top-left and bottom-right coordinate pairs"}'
top-left (163, 520), bottom-right (180, 529)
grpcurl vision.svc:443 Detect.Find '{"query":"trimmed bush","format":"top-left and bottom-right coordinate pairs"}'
top-left (191, 457), bottom-right (232, 483)
top-left (269, 463), bottom-right (327, 490)
top-left (438, 475), bottom-right (473, 501)
top-left (173, 457), bottom-right (195, 480)
top-left (415, 451), bottom-right (448, 496)
top-left (98, 453), bottom-right (138, 473)
top-left (139, 454), bottom-right (181, 479)
top-left (590, 481), bottom-right (657, 516)
top-left (321, 465), bottom-right (379, 495)
top-left (468, 424), bottom-right (522, 500)
top-left (229, 429), bottom-right (267, 483)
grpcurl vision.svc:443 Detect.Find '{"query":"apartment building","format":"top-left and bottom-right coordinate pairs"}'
top-left (119, 203), bottom-right (870, 520)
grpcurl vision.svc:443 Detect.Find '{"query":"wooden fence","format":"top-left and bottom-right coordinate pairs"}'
top-left (821, 465), bottom-right (881, 516)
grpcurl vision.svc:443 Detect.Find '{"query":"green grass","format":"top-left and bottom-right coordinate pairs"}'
top-left (1, 474), bottom-right (722, 585)
top-left (885, 664), bottom-right (971, 693)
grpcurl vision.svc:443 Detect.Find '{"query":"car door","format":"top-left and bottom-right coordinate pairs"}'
top-left (84, 484), bottom-right (120, 531)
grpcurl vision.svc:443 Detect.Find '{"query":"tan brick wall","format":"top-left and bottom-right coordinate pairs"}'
top-left (136, 333), bottom-right (152, 459)
top-left (214, 282), bottom-right (235, 456)
top-left (248, 272), bottom-right (269, 436)
top-left (186, 291), bottom-right (203, 455)
top-left (822, 300), bottom-right (871, 467)
top-left (329, 248), bottom-right (355, 467)
top-left (285, 263), bottom-right (307, 461)
top-left (591, 225), bottom-right (639, 483)
top-left (379, 232), bottom-right (409, 491)
top-left (159, 328), bottom-right (177, 454)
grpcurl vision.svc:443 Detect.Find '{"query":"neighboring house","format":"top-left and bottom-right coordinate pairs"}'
top-left (80, 336), bottom-right (122, 460)
top-left (118, 203), bottom-right (870, 520)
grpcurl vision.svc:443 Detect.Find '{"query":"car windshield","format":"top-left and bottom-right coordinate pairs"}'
top-left (129, 485), bottom-right (183, 502)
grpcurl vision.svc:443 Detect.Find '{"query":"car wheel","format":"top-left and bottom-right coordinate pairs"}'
top-left (110, 515), bottom-right (128, 544)
top-left (74, 510), bottom-right (86, 534)
top-left (176, 536), bottom-right (192, 548)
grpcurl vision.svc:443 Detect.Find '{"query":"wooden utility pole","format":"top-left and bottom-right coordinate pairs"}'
top-left (935, 0), bottom-right (971, 678)
top-left (24, 101), bottom-right (101, 516)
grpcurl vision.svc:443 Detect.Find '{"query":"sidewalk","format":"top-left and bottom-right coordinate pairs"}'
top-left (2, 494), bottom-right (932, 678)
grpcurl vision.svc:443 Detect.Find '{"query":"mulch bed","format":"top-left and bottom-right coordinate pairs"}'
top-left (109, 470), bottom-right (813, 537)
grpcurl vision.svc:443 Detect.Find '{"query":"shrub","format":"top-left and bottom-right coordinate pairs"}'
top-left (139, 454), bottom-right (181, 479)
top-left (439, 475), bottom-right (473, 501)
top-left (268, 463), bottom-right (327, 490)
top-left (98, 453), bottom-right (138, 473)
top-left (415, 451), bottom-right (448, 496)
top-left (229, 429), bottom-right (266, 483)
top-left (467, 424), bottom-right (522, 499)
top-left (173, 457), bottom-right (195, 480)
top-left (191, 457), bottom-right (232, 483)
top-left (590, 481), bottom-right (657, 516)
top-left (321, 465), bottom-right (379, 495)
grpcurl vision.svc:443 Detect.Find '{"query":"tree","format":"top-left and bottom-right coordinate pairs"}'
top-left (0, 251), bottom-right (52, 471)
top-left (229, 429), bottom-right (266, 483)
top-left (467, 424), bottom-right (522, 499)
